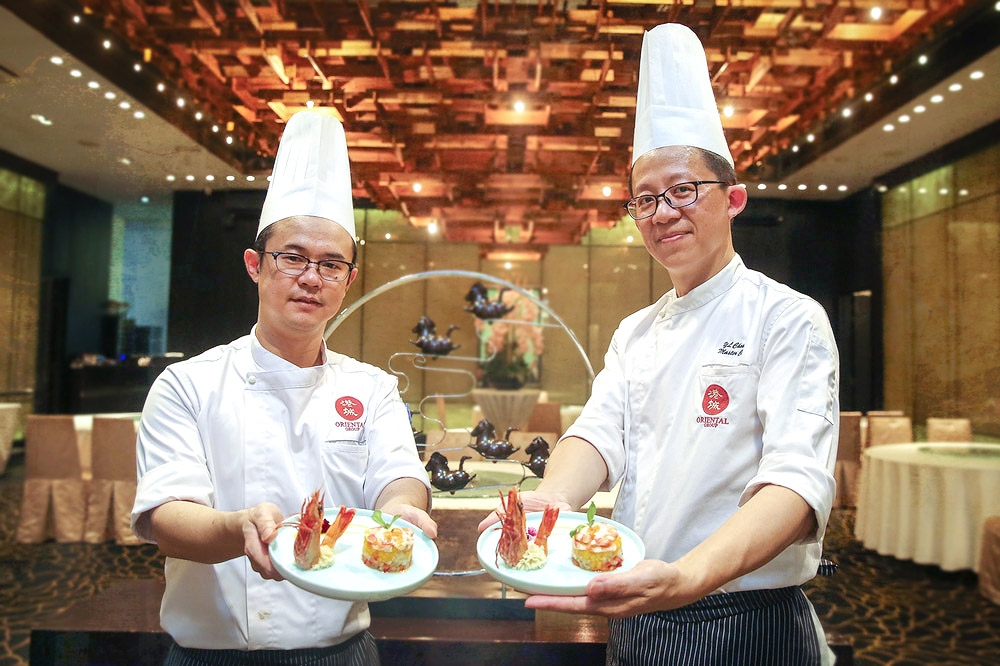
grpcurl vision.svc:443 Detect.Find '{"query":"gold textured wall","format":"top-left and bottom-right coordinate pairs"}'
top-left (882, 143), bottom-right (1000, 430)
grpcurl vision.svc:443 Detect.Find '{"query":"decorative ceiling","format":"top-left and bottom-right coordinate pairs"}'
top-left (6, 0), bottom-right (990, 248)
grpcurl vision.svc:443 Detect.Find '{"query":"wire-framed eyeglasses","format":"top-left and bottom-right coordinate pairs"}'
top-left (267, 251), bottom-right (355, 282)
top-left (624, 180), bottom-right (731, 220)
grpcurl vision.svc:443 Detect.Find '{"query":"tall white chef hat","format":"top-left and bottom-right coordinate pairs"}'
top-left (632, 24), bottom-right (733, 168)
top-left (257, 110), bottom-right (356, 239)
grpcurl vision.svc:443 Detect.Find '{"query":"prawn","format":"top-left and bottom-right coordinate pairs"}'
top-left (495, 487), bottom-right (559, 568)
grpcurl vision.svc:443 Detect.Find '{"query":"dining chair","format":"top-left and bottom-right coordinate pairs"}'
top-left (83, 416), bottom-right (141, 544)
top-left (0, 402), bottom-right (20, 475)
top-left (926, 417), bottom-right (973, 442)
top-left (527, 402), bottom-right (563, 435)
top-left (16, 415), bottom-right (86, 542)
top-left (866, 415), bottom-right (913, 448)
top-left (834, 411), bottom-right (863, 508)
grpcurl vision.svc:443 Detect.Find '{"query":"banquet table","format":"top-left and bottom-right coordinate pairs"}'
top-left (471, 388), bottom-right (542, 433)
top-left (855, 442), bottom-right (1000, 572)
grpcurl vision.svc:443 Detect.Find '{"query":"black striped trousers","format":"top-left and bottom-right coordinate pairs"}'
top-left (162, 631), bottom-right (379, 666)
top-left (607, 587), bottom-right (827, 666)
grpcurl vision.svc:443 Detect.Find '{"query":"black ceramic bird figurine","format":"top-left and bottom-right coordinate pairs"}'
top-left (409, 316), bottom-right (460, 356)
top-left (468, 419), bottom-right (520, 459)
top-left (425, 452), bottom-right (476, 493)
top-left (522, 435), bottom-right (551, 477)
top-left (464, 282), bottom-right (515, 320)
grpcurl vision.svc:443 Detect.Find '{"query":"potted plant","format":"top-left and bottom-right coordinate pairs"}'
top-left (476, 290), bottom-right (543, 390)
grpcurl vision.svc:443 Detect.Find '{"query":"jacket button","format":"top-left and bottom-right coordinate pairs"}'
top-left (247, 375), bottom-right (256, 385)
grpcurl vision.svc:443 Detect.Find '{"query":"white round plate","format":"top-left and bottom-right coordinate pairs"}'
top-left (476, 511), bottom-right (645, 596)
top-left (269, 508), bottom-right (438, 602)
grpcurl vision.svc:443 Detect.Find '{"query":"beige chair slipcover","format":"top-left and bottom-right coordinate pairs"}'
top-left (926, 417), bottom-right (973, 442)
top-left (0, 403), bottom-right (20, 475)
top-left (980, 516), bottom-right (1000, 605)
top-left (866, 415), bottom-right (913, 448)
top-left (16, 415), bottom-right (86, 543)
top-left (834, 411), bottom-right (863, 508)
top-left (527, 402), bottom-right (562, 435)
top-left (83, 416), bottom-right (141, 545)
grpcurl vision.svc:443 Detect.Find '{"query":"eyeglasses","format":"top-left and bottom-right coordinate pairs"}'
top-left (266, 251), bottom-right (355, 282)
top-left (624, 180), bottom-right (731, 220)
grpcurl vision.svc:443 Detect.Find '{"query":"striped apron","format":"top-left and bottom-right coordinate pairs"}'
top-left (607, 587), bottom-right (829, 666)
top-left (163, 631), bottom-right (379, 666)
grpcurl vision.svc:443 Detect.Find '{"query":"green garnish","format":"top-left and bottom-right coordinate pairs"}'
top-left (570, 501), bottom-right (598, 537)
top-left (371, 509), bottom-right (400, 529)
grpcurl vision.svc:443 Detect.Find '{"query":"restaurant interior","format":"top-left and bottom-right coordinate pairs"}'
top-left (2, 1), bottom-right (1000, 664)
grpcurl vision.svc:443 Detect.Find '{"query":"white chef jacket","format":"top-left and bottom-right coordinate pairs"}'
top-left (564, 255), bottom-right (839, 593)
top-left (131, 328), bottom-right (431, 650)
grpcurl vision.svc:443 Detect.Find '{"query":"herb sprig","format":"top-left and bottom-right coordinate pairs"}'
top-left (569, 501), bottom-right (598, 537)
top-left (371, 509), bottom-right (401, 529)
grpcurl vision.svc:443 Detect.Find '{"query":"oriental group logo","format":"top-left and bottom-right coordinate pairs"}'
top-left (697, 384), bottom-right (730, 428)
top-left (335, 396), bottom-right (365, 431)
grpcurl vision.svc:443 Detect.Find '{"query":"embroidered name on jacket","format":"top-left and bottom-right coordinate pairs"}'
top-left (717, 340), bottom-right (745, 356)
top-left (335, 396), bottom-right (365, 431)
top-left (697, 384), bottom-right (730, 428)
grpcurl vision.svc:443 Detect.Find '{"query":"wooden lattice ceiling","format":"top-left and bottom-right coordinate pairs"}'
top-left (58, 0), bottom-right (972, 246)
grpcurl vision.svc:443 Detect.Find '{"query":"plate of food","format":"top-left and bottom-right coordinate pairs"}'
top-left (476, 491), bottom-right (645, 596)
top-left (269, 494), bottom-right (438, 602)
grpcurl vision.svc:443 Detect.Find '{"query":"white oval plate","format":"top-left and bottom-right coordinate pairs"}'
top-left (269, 508), bottom-right (438, 602)
top-left (476, 511), bottom-right (645, 596)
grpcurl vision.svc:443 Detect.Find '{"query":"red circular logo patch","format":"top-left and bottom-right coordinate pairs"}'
top-left (702, 384), bottom-right (730, 415)
top-left (335, 396), bottom-right (364, 421)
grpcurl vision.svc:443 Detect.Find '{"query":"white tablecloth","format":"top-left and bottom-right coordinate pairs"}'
top-left (855, 442), bottom-right (1000, 572)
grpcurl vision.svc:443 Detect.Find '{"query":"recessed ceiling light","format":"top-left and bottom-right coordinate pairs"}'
top-left (225, 136), bottom-right (233, 145)
top-left (30, 114), bottom-right (53, 126)
top-left (757, 183), bottom-right (767, 190)
top-left (870, 7), bottom-right (883, 20)
top-left (205, 175), bottom-right (215, 182)
top-left (156, 83), bottom-right (165, 92)
top-left (212, 125), bottom-right (219, 132)
top-left (883, 123), bottom-right (894, 132)
top-left (226, 175), bottom-right (235, 182)
top-left (119, 157), bottom-right (131, 165)
top-left (970, 71), bottom-right (984, 80)
top-left (914, 105), bottom-right (926, 113)
top-left (792, 145), bottom-right (799, 152)
top-left (246, 175), bottom-right (255, 182)
top-left (176, 98), bottom-right (185, 108)
top-left (877, 185), bottom-right (888, 192)
top-left (185, 175), bottom-right (195, 182)
top-left (133, 63), bottom-right (142, 72)
top-left (70, 69), bottom-right (81, 77)
top-left (104, 91), bottom-right (115, 100)
top-left (931, 94), bottom-right (944, 103)
top-left (50, 56), bottom-right (64, 65)
top-left (959, 189), bottom-right (969, 196)
top-left (166, 175), bottom-right (176, 182)
top-left (818, 184), bottom-right (828, 191)
top-left (842, 108), bottom-right (852, 118)
top-left (140, 196), bottom-right (149, 204)
top-left (602, 186), bottom-right (612, 197)
top-left (102, 40), bottom-right (111, 49)
top-left (412, 182), bottom-right (422, 193)
top-left (625, 235), bottom-right (634, 243)
top-left (918, 187), bottom-right (927, 194)
top-left (864, 92), bottom-right (874, 102)
top-left (385, 233), bottom-right (392, 240)
top-left (838, 185), bottom-right (848, 192)
top-left (948, 83), bottom-right (962, 92)
top-left (778, 184), bottom-right (788, 191)
top-left (938, 188), bottom-right (949, 195)
top-left (918, 55), bottom-right (928, 65)
top-left (72, 15), bottom-right (81, 24)
top-left (723, 105), bottom-right (734, 117)
top-left (119, 101), bottom-right (130, 110)
top-left (797, 184), bottom-right (807, 191)
top-left (194, 111), bottom-right (203, 121)
top-left (513, 100), bottom-right (526, 113)
top-left (88, 81), bottom-right (99, 89)
top-left (898, 114), bottom-right (910, 123)
top-left (428, 221), bottom-right (439, 235)
top-left (306, 100), bottom-right (315, 108)
top-left (807, 134), bottom-right (815, 142)
top-left (134, 110), bottom-right (145, 119)
top-left (889, 74), bottom-right (898, 85)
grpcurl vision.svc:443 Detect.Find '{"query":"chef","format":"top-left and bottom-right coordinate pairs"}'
top-left (481, 24), bottom-right (839, 665)
top-left (131, 110), bottom-right (435, 666)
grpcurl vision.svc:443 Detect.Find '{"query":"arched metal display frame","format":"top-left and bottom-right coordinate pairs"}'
top-left (323, 269), bottom-right (597, 582)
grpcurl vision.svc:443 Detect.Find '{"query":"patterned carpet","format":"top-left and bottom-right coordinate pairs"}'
top-left (1, 451), bottom-right (999, 666)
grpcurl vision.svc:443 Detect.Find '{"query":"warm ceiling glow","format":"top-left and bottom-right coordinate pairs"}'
top-left (918, 55), bottom-right (928, 65)
top-left (602, 186), bottom-right (612, 197)
top-left (118, 101), bottom-right (130, 109)
top-left (864, 92), bottom-right (874, 102)
top-left (513, 100), bottom-right (526, 113)
top-left (176, 98), bottom-right (185, 108)
top-left (226, 175), bottom-right (235, 182)
top-left (898, 114), bottom-right (910, 123)
top-left (870, 7), bottom-right (883, 20)
top-left (104, 91), bottom-right (115, 100)
top-left (626, 235), bottom-right (634, 243)
top-left (50, 56), bottom-right (63, 65)
top-left (156, 82), bottom-right (165, 92)
top-left (166, 175), bottom-right (175, 182)
top-left (306, 100), bottom-right (315, 108)
top-left (930, 94), bottom-right (944, 103)
top-left (246, 175), bottom-right (255, 182)
top-left (777, 184), bottom-right (788, 191)
top-left (205, 175), bottom-right (215, 182)
top-left (757, 183), bottom-right (767, 190)
top-left (970, 71), bottom-right (984, 80)
top-left (842, 108), bottom-right (852, 118)
top-left (384, 233), bottom-right (392, 240)
top-left (427, 221), bottom-right (438, 234)
top-left (133, 110), bottom-right (145, 119)
top-left (88, 81), bottom-right (99, 89)
top-left (797, 184), bottom-right (807, 191)
top-left (722, 105), bottom-right (734, 117)
top-left (806, 134), bottom-right (815, 142)
top-left (818, 184), bottom-right (828, 191)
top-left (791, 145), bottom-right (799, 152)
top-left (838, 185), bottom-right (848, 192)
top-left (914, 105), bottom-right (926, 113)
top-left (140, 196), bottom-right (149, 203)
top-left (185, 175), bottom-right (195, 181)
top-left (889, 75), bottom-right (899, 85)
top-left (949, 83), bottom-right (962, 92)
top-left (412, 182), bottom-right (422, 193)
top-left (194, 111), bottom-right (203, 120)
top-left (102, 40), bottom-right (111, 49)
top-left (883, 123), bottom-right (894, 132)
top-left (225, 136), bottom-right (233, 144)
top-left (30, 114), bottom-right (53, 126)
top-left (70, 69), bottom-right (81, 77)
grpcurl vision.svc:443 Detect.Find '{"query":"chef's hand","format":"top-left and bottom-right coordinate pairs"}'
top-left (381, 503), bottom-right (438, 540)
top-left (477, 490), bottom-right (574, 533)
top-left (524, 559), bottom-right (703, 618)
top-left (244, 502), bottom-right (286, 581)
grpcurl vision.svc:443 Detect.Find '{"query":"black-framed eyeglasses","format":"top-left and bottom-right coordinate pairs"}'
top-left (623, 180), bottom-right (731, 220)
top-left (266, 251), bottom-right (355, 282)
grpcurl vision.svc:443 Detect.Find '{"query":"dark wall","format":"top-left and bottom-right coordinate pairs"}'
top-left (168, 190), bottom-right (264, 355)
top-left (42, 185), bottom-right (114, 359)
top-left (734, 191), bottom-right (882, 411)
